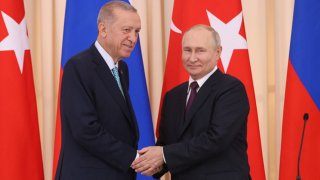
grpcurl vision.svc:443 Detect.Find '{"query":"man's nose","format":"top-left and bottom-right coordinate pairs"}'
top-left (189, 52), bottom-right (198, 62)
top-left (128, 31), bottom-right (138, 43)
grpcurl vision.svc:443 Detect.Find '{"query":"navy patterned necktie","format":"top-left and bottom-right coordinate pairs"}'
top-left (185, 81), bottom-right (199, 112)
top-left (111, 67), bottom-right (124, 96)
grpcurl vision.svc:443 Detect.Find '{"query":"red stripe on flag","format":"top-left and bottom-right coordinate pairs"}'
top-left (280, 61), bottom-right (320, 180)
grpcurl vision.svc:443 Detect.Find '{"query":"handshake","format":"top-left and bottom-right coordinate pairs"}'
top-left (131, 146), bottom-right (165, 176)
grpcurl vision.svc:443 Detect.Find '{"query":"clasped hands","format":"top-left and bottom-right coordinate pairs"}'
top-left (131, 146), bottom-right (164, 176)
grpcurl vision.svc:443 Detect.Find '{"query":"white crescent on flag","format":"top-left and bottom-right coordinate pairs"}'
top-left (170, 21), bottom-right (182, 34)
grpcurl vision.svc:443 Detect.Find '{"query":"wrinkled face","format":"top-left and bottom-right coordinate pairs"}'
top-left (182, 28), bottom-right (221, 80)
top-left (99, 9), bottom-right (141, 62)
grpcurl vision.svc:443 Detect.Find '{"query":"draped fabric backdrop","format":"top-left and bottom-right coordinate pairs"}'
top-left (21, 0), bottom-right (294, 179)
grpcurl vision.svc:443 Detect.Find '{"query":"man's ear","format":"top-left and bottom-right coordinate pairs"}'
top-left (98, 22), bottom-right (107, 38)
top-left (216, 46), bottom-right (222, 57)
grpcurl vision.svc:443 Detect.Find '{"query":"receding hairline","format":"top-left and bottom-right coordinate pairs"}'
top-left (97, 1), bottom-right (137, 26)
top-left (182, 24), bottom-right (221, 47)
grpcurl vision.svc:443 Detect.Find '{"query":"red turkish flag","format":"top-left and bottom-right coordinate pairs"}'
top-left (0, 1), bottom-right (44, 180)
top-left (158, 1), bottom-right (265, 179)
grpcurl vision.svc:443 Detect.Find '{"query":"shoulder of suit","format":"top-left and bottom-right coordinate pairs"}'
top-left (64, 47), bottom-right (95, 68)
top-left (166, 81), bottom-right (189, 95)
top-left (218, 73), bottom-right (245, 90)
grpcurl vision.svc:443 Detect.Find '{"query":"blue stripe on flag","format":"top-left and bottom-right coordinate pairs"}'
top-left (289, 0), bottom-right (320, 109)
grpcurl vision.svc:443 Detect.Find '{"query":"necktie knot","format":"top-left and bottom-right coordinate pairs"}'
top-left (190, 81), bottom-right (199, 91)
top-left (112, 67), bottom-right (119, 76)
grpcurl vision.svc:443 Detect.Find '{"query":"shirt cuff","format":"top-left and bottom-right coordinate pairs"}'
top-left (162, 148), bottom-right (166, 163)
top-left (135, 152), bottom-right (140, 160)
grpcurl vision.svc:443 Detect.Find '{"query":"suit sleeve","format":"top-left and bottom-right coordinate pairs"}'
top-left (153, 93), bottom-right (170, 178)
top-left (163, 81), bottom-right (249, 174)
top-left (61, 59), bottom-right (136, 172)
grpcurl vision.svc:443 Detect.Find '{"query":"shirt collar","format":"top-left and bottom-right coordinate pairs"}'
top-left (95, 41), bottom-right (118, 70)
top-left (188, 66), bottom-right (217, 92)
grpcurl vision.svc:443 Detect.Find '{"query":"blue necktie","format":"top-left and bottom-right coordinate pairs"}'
top-left (111, 67), bottom-right (124, 96)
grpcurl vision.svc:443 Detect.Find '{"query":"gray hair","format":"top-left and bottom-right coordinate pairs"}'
top-left (183, 24), bottom-right (221, 47)
top-left (97, 1), bottom-right (137, 26)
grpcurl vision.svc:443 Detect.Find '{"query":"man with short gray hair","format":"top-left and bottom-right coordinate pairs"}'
top-left (56, 1), bottom-right (141, 179)
top-left (132, 24), bottom-right (251, 180)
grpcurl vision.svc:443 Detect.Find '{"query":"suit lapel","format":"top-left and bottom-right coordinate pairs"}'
top-left (118, 64), bottom-right (140, 141)
top-left (175, 83), bottom-right (189, 140)
top-left (90, 45), bottom-right (132, 124)
top-left (177, 69), bottom-right (223, 139)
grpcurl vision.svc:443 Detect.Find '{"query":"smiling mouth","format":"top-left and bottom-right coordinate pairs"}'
top-left (188, 65), bottom-right (200, 69)
top-left (123, 44), bottom-right (133, 49)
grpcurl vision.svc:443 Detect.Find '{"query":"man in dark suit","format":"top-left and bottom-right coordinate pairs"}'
top-left (55, 1), bottom-right (141, 180)
top-left (132, 24), bottom-right (251, 180)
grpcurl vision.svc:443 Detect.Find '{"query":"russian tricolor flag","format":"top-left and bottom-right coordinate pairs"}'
top-left (53, 1), bottom-right (155, 180)
top-left (280, 0), bottom-right (320, 179)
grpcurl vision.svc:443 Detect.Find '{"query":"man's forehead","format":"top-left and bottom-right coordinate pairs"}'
top-left (114, 10), bottom-right (140, 22)
top-left (184, 28), bottom-right (210, 37)
top-left (113, 8), bottom-right (138, 17)
top-left (183, 33), bottom-right (210, 42)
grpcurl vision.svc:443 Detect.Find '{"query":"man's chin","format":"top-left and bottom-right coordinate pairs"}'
top-left (119, 55), bottom-right (129, 60)
top-left (122, 51), bottom-right (133, 58)
top-left (189, 72), bottom-right (202, 80)
top-left (188, 70), bottom-right (200, 76)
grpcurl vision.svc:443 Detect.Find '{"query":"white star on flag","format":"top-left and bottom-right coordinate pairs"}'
top-left (0, 11), bottom-right (30, 73)
top-left (207, 10), bottom-right (248, 71)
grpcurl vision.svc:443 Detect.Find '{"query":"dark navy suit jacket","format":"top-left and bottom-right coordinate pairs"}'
top-left (55, 45), bottom-right (139, 180)
top-left (155, 69), bottom-right (251, 180)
